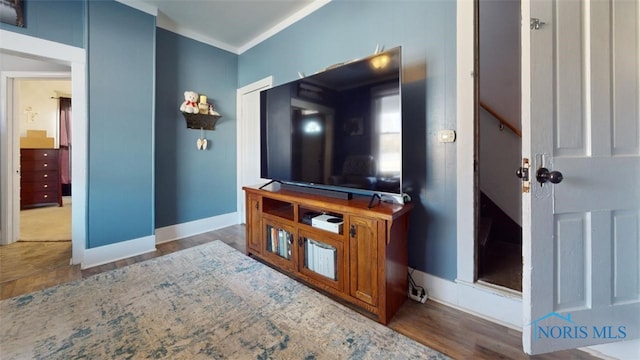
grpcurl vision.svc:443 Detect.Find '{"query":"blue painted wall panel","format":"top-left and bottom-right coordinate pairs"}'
top-left (4, 0), bottom-right (460, 279)
top-left (239, 0), bottom-right (458, 279)
top-left (0, 0), bottom-right (84, 48)
top-left (87, 0), bottom-right (155, 248)
top-left (155, 29), bottom-right (238, 227)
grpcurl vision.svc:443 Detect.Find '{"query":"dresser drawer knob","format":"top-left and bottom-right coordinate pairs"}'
top-left (43, 174), bottom-right (48, 178)
top-left (43, 153), bottom-right (48, 157)
top-left (43, 195), bottom-right (48, 198)
top-left (43, 163), bottom-right (48, 167)
top-left (43, 184), bottom-right (48, 188)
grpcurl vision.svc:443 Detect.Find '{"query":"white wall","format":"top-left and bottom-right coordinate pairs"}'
top-left (18, 79), bottom-right (71, 147)
top-left (479, 0), bottom-right (521, 128)
top-left (478, 0), bottom-right (521, 224)
top-left (479, 108), bottom-right (522, 225)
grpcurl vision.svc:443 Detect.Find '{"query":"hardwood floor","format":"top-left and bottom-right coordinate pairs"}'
top-left (0, 225), bottom-right (599, 360)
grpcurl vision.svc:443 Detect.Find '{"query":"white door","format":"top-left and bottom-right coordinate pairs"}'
top-left (523, 0), bottom-right (640, 354)
top-left (237, 77), bottom-right (273, 223)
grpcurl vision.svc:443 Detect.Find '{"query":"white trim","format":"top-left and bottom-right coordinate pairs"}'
top-left (456, 0), bottom-right (475, 284)
top-left (0, 30), bottom-right (85, 63)
top-left (82, 235), bottom-right (156, 269)
top-left (121, 0), bottom-right (329, 54)
top-left (236, 76), bottom-right (273, 224)
top-left (238, 0), bottom-right (332, 54)
top-left (155, 212), bottom-right (239, 245)
top-left (410, 267), bottom-right (522, 329)
top-left (115, 0), bottom-right (158, 16)
top-left (70, 63), bottom-right (87, 265)
top-left (0, 30), bottom-right (87, 265)
top-left (0, 74), bottom-right (17, 245)
top-left (1, 72), bottom-right (70, 247)
top-left (156, 18), bottom-right (238, 54)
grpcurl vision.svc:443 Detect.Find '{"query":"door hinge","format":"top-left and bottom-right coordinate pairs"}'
top-left (516, 158), bottom-right (531, 193)
top-left (530, 18), bottom-right (545, 30)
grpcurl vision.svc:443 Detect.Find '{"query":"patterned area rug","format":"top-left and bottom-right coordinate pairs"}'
top-left (0, 241), bottom-right (449, 359)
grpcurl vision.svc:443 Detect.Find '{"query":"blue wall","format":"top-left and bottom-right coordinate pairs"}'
top-left (155, 29), bottom-right (238, 227)
top-left (87, 1), bottom-right (155, 248)
top-left (239, 0), bottom-right (458, 279)
top-left (4, 0), bottom-right (459, 280)
top-left (0, 0), bottom-right (84, 48)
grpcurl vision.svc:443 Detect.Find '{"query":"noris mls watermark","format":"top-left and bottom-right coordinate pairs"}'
top-left (528, 312), bottom-right (627, 342)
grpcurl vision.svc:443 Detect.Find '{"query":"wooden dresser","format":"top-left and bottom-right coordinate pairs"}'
top-left (20, 149), bottom-right (62, 209)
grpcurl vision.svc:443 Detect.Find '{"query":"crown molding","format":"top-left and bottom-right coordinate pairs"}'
top-left (115, 0), bottom-right (158, 16)
top-left (238, 0), bottom-right (331, 54)
top-left (116, 0), bottom-right (331, 55)
top-left (156, 12), bottom-right (238, 54)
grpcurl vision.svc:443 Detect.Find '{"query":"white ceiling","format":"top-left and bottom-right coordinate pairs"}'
top-left (128, 0), bottom-right (330, 54)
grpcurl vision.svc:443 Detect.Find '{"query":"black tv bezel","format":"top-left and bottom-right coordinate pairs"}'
top-left (260, 47), bottom-right (403, 199)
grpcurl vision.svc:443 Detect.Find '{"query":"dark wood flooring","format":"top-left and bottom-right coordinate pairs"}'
top-left (0, 225), bottom-right (599, 360)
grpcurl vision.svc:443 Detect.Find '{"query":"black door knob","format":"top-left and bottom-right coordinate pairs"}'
top-left (536, 167), bottom-right (563, 184)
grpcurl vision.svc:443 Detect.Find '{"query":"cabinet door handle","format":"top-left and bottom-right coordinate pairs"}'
top-left (350, 225), bottom-right (356, 238)
top-left (298, 237), bottom-right (303, 246)
top-left (255, 201), bottom-right (259, 210)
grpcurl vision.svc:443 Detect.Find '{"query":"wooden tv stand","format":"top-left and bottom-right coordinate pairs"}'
top-left (243, 184), bottom-right (413, 324)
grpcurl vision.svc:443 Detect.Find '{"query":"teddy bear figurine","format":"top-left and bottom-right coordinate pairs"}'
top-left (180, 91), bottom-right (199, 114)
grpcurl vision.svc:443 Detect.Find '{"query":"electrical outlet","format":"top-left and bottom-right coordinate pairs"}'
top-left (408, 286), bottom-right (428, 303)
top-left (408, 289), bottom-right (420, 302)
top-left (418, 289), bottom-right (427, 303)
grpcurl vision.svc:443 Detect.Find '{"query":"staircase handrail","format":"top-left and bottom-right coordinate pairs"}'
top-left (479, 101), bottom-right (522, 138)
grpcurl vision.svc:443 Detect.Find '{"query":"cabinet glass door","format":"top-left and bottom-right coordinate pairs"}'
top-left (304, 238), bottom-right (337, 280)
top-left (299, 229), bottom-right (345, 291)
top-left (265, 224), bottom-right (293, 260)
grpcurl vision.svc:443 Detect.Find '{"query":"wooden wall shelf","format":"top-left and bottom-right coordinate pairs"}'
top-left (182, 112), bottom-right (221, 130)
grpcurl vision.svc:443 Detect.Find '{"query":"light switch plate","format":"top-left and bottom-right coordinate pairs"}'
top-left (438, 129), bottom-right (456, 143)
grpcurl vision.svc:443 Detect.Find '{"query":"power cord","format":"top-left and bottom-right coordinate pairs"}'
top-left (407, 269), bottom-right (427, 303)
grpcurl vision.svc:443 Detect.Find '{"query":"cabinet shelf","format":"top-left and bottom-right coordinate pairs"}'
top-left (243, 184), bottom-right (413, 324)
top-left (181, 112), bottom-right (221, 130)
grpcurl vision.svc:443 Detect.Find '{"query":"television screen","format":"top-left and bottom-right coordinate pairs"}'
top-left (260, 47), bottom-right (402, 195)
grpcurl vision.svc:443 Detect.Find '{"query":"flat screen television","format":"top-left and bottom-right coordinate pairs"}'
top-left (260, 47), bottom-right (402, 198)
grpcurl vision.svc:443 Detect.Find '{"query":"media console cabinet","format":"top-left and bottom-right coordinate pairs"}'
top-left (243, 184), bottom-right (413, 324)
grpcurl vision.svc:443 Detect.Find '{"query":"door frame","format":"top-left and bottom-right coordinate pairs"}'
top-left (456, 0), bottom-right (476, 287)
top-left (455, 0), bottom-right (523, 325)
top-left (2, 72), bottom-right (70, 243)
top-left (0, 30), bottom-right (87, 265)
top-left (236, 76), bottom-right (273, 224)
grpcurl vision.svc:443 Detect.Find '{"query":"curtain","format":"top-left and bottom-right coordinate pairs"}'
top-left (59, 97), bottom-right (72, 185)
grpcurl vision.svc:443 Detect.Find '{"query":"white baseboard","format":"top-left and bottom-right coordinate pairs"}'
top-left (82, 235), bottom-right (156, 269)
top-left (412, 268), bottom-right (638, 359)
top-left (409, 267), bottom-right (522, 329)
top-left (154, 212), bottom-right (239, 245)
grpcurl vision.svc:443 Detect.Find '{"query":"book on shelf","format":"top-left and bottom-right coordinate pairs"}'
top-left (306, 239), bottom-right (336, 280)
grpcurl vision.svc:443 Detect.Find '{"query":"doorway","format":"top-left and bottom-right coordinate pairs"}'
top-left (17, 78), bottom-right (72, 241)
top-left (1, 29), bottom-right (88, 269)
top-left (475, 0), bottom-right (523, 292)
top-left (1, 74), bottom-right (74, 283)
top-left (236, 76), bottom-right (273, 223)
